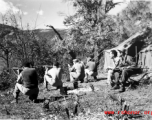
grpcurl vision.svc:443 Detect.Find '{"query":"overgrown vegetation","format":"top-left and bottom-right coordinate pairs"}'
top-left (0, 0), bottom-right (152, 119)
top-left (0, 80), bottom-right (152, 119)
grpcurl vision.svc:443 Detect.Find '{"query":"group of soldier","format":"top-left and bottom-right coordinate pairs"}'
top-left (12, 56), bottom-right (97, 103)
top-left (11, 49), bottom-right (141, 103)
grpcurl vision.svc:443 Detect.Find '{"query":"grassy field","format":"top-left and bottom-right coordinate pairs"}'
top-left (0, 76), bottom-right (152, 120)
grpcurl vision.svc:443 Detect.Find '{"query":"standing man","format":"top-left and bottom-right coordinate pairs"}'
top-left (12, 62), bottom-right (39, 103)
top-left (84, 57), bottom-right (98, 82)
top-left (43, 62), bottom-right (64, 93)
top-left (68, 59), bottom-right (85, 89)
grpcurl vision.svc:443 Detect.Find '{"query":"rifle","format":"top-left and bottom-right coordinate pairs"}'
top-left (12, 67), bottom-right (23, 76)
top-left (40, 65), bottom-right (52, 69)
top-left (12, 65), bottom-right (53, 76)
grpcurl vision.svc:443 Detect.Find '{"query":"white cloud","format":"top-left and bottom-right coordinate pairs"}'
top-left (36, 10), bottom-right (44, 15)
top-left (17, 10), bottom-right (28, 16)
top-left (0, 0), bottom-right (20, 14)
top-left (16, 3), bottom-right (22, 7)
top-left (23, 12), bottom-right (28, 15)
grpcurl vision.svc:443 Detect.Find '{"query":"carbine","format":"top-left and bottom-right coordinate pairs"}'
top-left (12, 65), bottom-right (52, 76)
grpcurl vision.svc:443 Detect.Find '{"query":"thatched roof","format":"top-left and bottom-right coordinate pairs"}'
top-left (105, 28), bottom-right (151, 53)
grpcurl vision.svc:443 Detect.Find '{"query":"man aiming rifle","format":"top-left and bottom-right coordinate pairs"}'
top-left (12, 62), bottom-right (39, 103)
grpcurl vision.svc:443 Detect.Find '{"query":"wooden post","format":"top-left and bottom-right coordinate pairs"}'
top-left (135, 46), bottom-right (137, 64)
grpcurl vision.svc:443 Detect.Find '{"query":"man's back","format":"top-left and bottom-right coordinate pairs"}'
top-left (86, 61), bottom-right (97, 72)
top-left (21, 68), bottom-right (38, 88)
top-left (47, 67), bottom-right (63, 86)
top-left (74, 62), bottom-right (85, 74)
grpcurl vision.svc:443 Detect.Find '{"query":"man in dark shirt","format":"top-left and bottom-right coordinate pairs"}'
top-left (12, 62), bottom-right (39, 103)
top-left (114, 49), bottom-right (141, 92)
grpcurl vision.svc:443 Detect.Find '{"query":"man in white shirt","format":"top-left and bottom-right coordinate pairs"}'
top-left (68, 59), bottom-right (85, 88)
top-left (107, 50), bottom-right (121, 86)
top-left (44, 62), bottom-right (63, 92)
top-left (85, 57), bottom-right (97, 82)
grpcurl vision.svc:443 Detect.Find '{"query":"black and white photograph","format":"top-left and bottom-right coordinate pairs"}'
top-left (0, 0), bottom-right (152, 119)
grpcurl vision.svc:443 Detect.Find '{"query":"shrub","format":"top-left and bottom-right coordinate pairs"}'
top-left (0, 69), bottom-right (16, 90)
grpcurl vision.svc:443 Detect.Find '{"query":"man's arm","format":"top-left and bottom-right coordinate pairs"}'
top-left (127, 56), bottom-right (136, 67)
top-left (119, 56), bottom-right (136, 68)
top-left (114, 57), bottom-right (121, 68)
top-left (44, 66), bottom-right (49, 75)
top-left (45, 69), bottom-right (52, 78)
top-left (85, 62), bottom-right (89, 69)
top-left (119, 56), bottom-right (130, 67)
top-left (17, 73), bottom-right (22, 84)
top-left (69, 65), bottom-right (75, 72)
top-left (107, 58), bottom-right (120, 70)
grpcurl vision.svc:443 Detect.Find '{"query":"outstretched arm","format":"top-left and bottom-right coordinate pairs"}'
top-left (69, 65), bottom-right (75, 72)
top-left (17, 73), bottom-right (22, 84)
top-left (114, 57), bottom-right (121, 68)
top-left (127, 56), bottom-right (136, 67)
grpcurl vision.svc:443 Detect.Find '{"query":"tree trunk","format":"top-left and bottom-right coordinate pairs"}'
top-left (6, 52), bottom-right (10, 72)
top-left (47, 25), bottom-right (63, 40)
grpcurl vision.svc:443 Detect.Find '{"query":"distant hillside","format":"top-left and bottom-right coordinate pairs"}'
top-left (0, 23), bottom-right (67, 40)
top-left (0, 24), bottom-right (14, 30)
top-left (34, 28), bottom-right (67, 40)
top-left (0, 24), bottom-right (67, 73)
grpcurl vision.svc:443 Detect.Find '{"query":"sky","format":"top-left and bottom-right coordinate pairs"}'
top-left (0, 0), bottom-right (131, 29)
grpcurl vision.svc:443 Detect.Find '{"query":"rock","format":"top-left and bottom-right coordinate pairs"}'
top-left (0, 94), bottom-right (5, 97)
top-left (41, 117), bottom-right (48, 120)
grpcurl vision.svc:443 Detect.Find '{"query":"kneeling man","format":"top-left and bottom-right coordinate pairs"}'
top-left (13, 62), bottom-right (39, 103)
top-left (85, 57), bottom-right (97, 82)
top-left (69, 59), bottom-right (85, 88)
top-left (44, 62), bottom-right (65, 94)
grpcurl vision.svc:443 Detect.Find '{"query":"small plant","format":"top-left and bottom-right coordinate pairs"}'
top-left (0, 69), bottom-right (16, 91)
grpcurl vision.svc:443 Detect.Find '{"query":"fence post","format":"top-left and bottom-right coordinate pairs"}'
top-left (135, 46), bottom-right (137, 64)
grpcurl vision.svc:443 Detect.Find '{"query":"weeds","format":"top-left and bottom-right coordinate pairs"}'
top-left (0, 69), bottom-right (16, 91)
top-left (0, 76), bottom-right (151, 119)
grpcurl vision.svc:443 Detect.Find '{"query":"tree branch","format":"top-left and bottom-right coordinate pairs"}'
top-left (46, 25), bottom-right (63, 40)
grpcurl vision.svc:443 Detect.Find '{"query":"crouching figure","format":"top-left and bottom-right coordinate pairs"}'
top-left (43, 62), bottom-right (66, 95)
top-left (84, 57), bottom-right (98, 82)
top-left (12, 62), bottom-right (39, 103)
top-left (68, 59), bottom-right (85, 89)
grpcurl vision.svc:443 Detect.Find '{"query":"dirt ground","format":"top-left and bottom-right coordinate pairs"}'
top-left (0, 74), bottom-right (152, 120)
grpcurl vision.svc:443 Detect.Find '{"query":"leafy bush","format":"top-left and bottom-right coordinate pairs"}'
top-left (0, 69), bottom-right (16, 90)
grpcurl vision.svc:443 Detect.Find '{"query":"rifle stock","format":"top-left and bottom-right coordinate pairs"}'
top-left (12, 67), bottom-right (23, 76)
